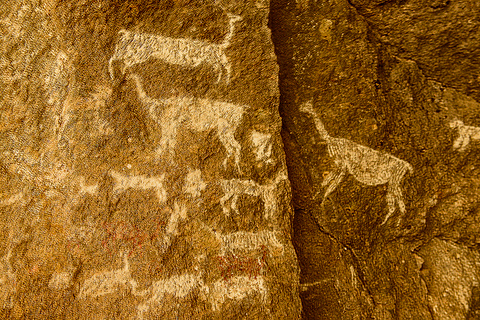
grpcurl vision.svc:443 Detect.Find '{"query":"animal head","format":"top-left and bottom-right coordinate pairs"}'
top-left (449, 119), bottom-right (464, 129)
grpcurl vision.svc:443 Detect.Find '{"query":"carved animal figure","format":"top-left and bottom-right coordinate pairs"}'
top-left (220, 170), bottom-right (288, 219)
top-left (136, 273), bottom-right (203, 319)
top-left (198, 221), bottom-right (284, 255)
top-left (300, 101), bottom-right (413, 225)
top-left (109, 13), bottom-right (242, 83)
top-left (206, 276), bottom-right (267, 311)
top-left (130, 74), bottom-right (245, 171)
top-left (449, 119), bottom-right (480, 152)
top-left (110, 170), bottom-right (167, 204)
top-left (78, 252), bottom-right (140, 299)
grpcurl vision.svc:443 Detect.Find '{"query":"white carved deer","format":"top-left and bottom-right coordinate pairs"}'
top-left (108, 13), bottom-right (242, 83)
top-left (129, 74), bottom-right (245, 171)
top-left (300, 101), bottom-right (413, 225)
top-left (449, 119), bottom-right (480, 152)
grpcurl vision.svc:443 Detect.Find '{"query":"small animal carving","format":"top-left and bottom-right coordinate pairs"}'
top-left (449, 119), bottom-right (480, 152)
top-left (206, 276), bottom-right (267, 311)
top-left (108, 13), bottom-right (242, 83)
top-left (110, 170), bottom-right (167, 203)
top-left (130, 74), bottom-right (245, 171)
top-left (137, 273), bottom-right (203, 319)
top-left (220, 170), bottom-right (288, 219)
top-left (78, 252), bottom-right (139, 299)
top-left (300, 101), bottom-right (413, 225)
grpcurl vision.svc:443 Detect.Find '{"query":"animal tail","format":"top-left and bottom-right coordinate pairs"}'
top-left (299, 100), bottom-right (330, 141)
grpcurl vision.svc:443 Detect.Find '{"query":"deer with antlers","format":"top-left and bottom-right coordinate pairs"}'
top-left (300, 101), bottom-right (413, 225)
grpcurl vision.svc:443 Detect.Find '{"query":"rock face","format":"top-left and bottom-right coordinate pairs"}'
top-left (270, 0), bottom-right (480, 319)
top-left (0, 0), bottom-right (301, 319)
top-left (3, 0), bottom-right (480, 318)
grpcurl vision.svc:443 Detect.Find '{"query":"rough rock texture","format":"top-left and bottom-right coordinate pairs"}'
top-left (270, 0), bottom-right (480, 319)
top-left (0, 0), bottom-right (301, 319)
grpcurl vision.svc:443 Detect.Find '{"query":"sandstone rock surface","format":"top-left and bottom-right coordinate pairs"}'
top-left (0, 0), bottom-right (301, 318)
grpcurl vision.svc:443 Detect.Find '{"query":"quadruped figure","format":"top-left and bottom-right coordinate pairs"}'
top-left (108, 13), bottom-right (242, 84)
top-left (300, 101), bottom-right (413, 225)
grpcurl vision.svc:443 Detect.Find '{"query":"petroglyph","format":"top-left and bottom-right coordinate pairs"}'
top-left (206, 276), bottom-right (268, 311)
top-left (78, 177), bottom-right (98, 195)
top-left (300, 100), bottom-right (413, 225)
top-left (44, 51), bottom-right (70, 106)
top-left (137, 273), bottom-right (203, 318)
top-left (251, 131), bottom-right (274, 164)
top-left (220, 170), bottom-right (288, 219)
top-left (110, 170), bottom-right (167, 203)
top-left (215, 230), bottom-right (284, 255)
top-left (130, 74), bottom-right (246, 170)
top-left (148, 201), bottom-right (188, 254)
top-left (109, 13), bottom-right (242, 83)
top-left (137, 274), bottom-right (267, 315)
top-left (450, 119), bottom-right (480, 152)
top-left (78, 252), bottom-right (139, 299)
top-left (0, 250), bottom-right (16, 308)
top-left (184, 168), bottom-right (206, 198)
top-left (0, 193), bottom-right (24, 207)
top-left (48, 271), bottom-right (74, 290)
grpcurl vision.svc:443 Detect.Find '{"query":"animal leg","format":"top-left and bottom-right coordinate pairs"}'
top-left (157, 122), bottom-right (178, 156)
top-left (220, 192), bottom-right (233, 216)
top-left (393, 186), bottom-right (406, 214)
top-left (108, 57), bottom-right (116, 80)
top-left (321, 168), bottom-right (345, 204)
top-left (381, 191), bottom-right (396, 225)
top-left (452, 136), bottom-right (463, 150)
top-left (218, 123), bottom-right (242, 172)
top-left (459, 134), bottom-right (471, 151)
top-left (321, 170), bottom-right (337, 187)
top-left (215, 63), bottom-right (223, 83)
top-left (231, 194), bottom-right (240, 215)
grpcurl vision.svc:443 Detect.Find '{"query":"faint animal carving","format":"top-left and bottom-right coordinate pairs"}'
top-left (449, 119), bottom-right (480, 152)
top-left (220, 170), bottom-right (288, 219)
top-left (136, 273), bottom-right (203, 319)
top-left (130, 74), bottom-right (245, 171)
top-left (159, 201), bottom-right (187, 253)
top-left (205, 276), bottom-right (267, 311)
top-left (300, 101), bottom-right (413, 225)
top-left (136, 273), bottom-right (267, 315)
top-left (214, 230), bottom-right (284, 256)
top-left (78, 252), bottom-right (140, 299)
top-left (108, 13), bottom-right (242, 83)
top-left (110, 170), bottom-right (167, 203)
